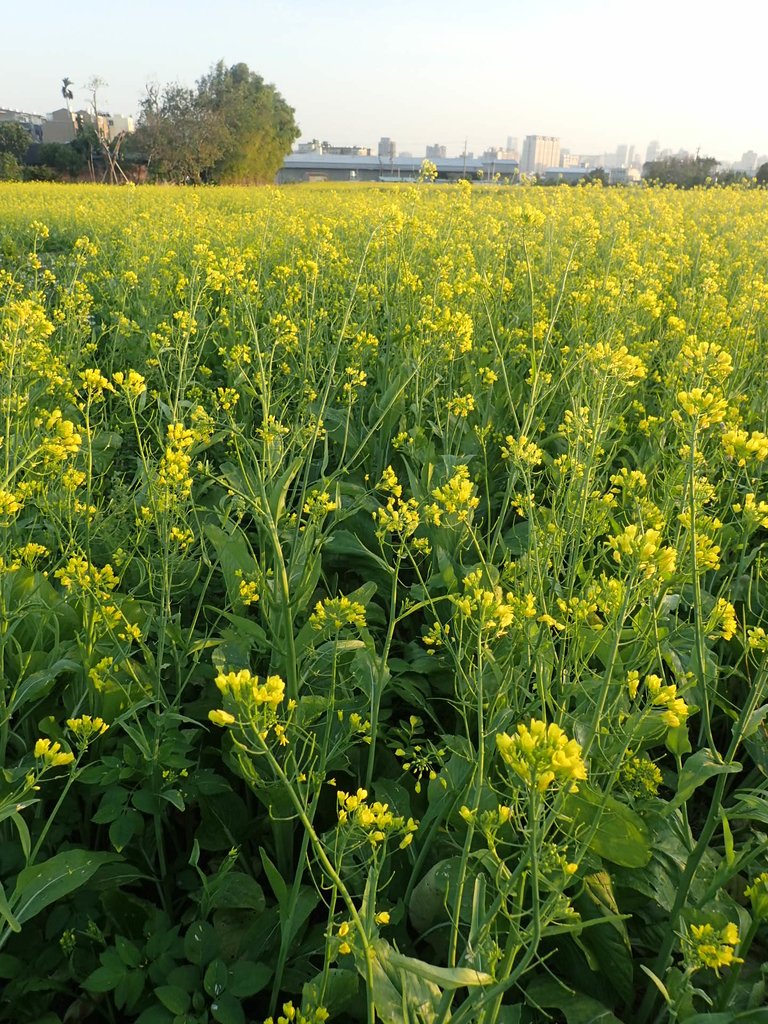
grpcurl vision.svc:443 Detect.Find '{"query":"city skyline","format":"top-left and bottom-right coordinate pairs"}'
top-left (1, 0), bottom-right (766, 165)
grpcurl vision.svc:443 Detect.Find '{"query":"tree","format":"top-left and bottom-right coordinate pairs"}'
top-left (135, 81), bottom-right (229, 183)
top-left (31, 142), bottom-right (86, 179)
top-left (0, 153), bottom-right (22, 181)
top-left (756, 163), bottom-right (768, 185)
top-left (61, 77), bottom-right (74, 112)
top-left (195, 61), bottom-right (299, 183)
top-left (0, 122), bottom-right (32, 162)
top-left (136, 60), bottom-right (299, 184)
top-left (642, 155), bottom-right (719, 188)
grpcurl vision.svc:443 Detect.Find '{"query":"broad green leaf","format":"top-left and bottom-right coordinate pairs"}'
top-left (668, 749), bottom-right (742, 812)
top-left (12, 850), bottom-right (118, 925)
top-left (84, 961), bottom-right (127, 993)
top-left (302, 968), bottom-right (358, 1016)
top-left (209, 871), bottom-right (265, 913)
top-left (562, 785), bottom-right (651, 868)
top-left (204, 959), bottom-right (229, 997)
top-left (154, 984), bottom-right (190, 1014)
top-left (525, 976), bottom-right (625, 1024)
top-left (228, 960), bottom-right (271, 998)
top-left (184, 920), bottom-right (219, 966)
top-left (211, 991), bottom-right (245, 1024)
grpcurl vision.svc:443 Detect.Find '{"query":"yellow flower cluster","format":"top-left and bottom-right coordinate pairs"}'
top-left (745, 872), bottom-right (768, 921)
top-left (157, 422), bottom-right (195, 501)
top-left (112, 369), bottom-right (147, 400)
top-left (685, 922), bottom-right (742, 974)
top-left (643, 674), bottom-right (690, 729)
top-left (262, 1001), bottom-right (329, 1024)
top-left (34, 738), bottom-right (75, 767)
top-left (336, 787), bottom-right (418, 847)
top-left (38, 409), bottom-right (82, 463)
top-left (424, 465), bottom-right (479, 526)
top-left (676, 388), bottom-right (728, 429)
top-left (721, 428), bottom-right (768, 466)
top-left (374, 467), bottom-right (420, 540)
top-left (67, 715), bottom-right (109, 746)
top-left (496, 719), bottom-right (587, 793)
top-left (451, 570), bottom-right (536, 640)
top-left (310, 595), bottom-right (366, 631)
top-left (607, 524), bottom-right (676, 579)
top-left (501, 433), bottom-right (544, 467)
top-left (586, 341), bottom-right (646, 384)
top-left (215, 669), bottom-right (285, 708)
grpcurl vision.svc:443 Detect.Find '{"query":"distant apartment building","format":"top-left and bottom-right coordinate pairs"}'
top-left (296, 140), bottom-right (371, 156)
top-left (520, 135), bottom-right (560, 174)
top-left (426, 143), bottom-right (446, 159)
top-left (559, 149), bottom-right (580, 168)
top-left (645, 140), bottom-right (660, 163)
top-left (0, 108), bottom-right (46, 143)
top-left (378, 137), bottom-right (396, 159)
top-left (734, 150), bottom-right (759, 173)
top-left (42, 107), bottom-right (130, 144)
top-left (108, 114), bottom-right (134, 139)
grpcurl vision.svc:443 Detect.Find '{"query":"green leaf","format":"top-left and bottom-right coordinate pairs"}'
top-left (525, 976), bottom-right (625, 1024)
top-left (208, 871), bottom-right (265, 913)
top-left (562, 785), bottom-right (651, 868)
top-left (184, 921), bottom-right (219, 966)
top-left (228, 960), bottom-right (271, 998)
top-left (204, 959), bottom-right (229, 998)
top-left (0, 881), bottom-right (20, 933)
top-left (109, 810), bottom-right (142, 852)
top-left (11, 849), bottom-right (118, 925)
top-left (10, 812), bottom-right (31, 861)
top-left (9, 658), bottom-right (79, 713)
top-left (383, 945), bottom-right (493, 989)
top-left (211, 991), bottom-right (245, 1024)
top-left (302, 968), bottom-right (358, 1016)
top-left (135, 1006), bottom-right (173, 1024)
top-left (154, 984), bottom-right (190, 1014)
top-left (669, 749), bottom-right (742, 811)
top-left (115, 935), bottom-right (141, 968)
top-left (684, 1013), bottom-right (768, 1023)
top-left (84, 962), bottom-right (127, 993)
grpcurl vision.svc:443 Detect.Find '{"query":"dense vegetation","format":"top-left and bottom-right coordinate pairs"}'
top-left (1, 181), bottom-right (767, 1024)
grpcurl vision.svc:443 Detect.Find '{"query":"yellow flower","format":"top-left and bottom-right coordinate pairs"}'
top-left (66, 715), bottom-right (109, 746)
top-left (310, 595), bottom-right (366, 631)
top-left (497, 719), bottom-right (587, 793)
top-left (33, 737), bottom-right (75, 767)
top-left (209, 709), bottom-right (236, 727)
top-left (686, 922), bottom-right (743, 974)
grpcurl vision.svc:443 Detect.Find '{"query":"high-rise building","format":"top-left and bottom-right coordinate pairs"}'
top-left (378, 137), bottom-right (396, 159)
top-left (520, 135), bottom-right (560, 174)
top-left (735, 150), bottom-right (758, 173)
top-left (426, 143), bottom-right (446, 159)
top-left (645, 140), bottom-right (660, 163)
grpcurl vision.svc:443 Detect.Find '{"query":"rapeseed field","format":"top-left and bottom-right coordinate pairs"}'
top-left (1, 180), bottom-right (767, 1023)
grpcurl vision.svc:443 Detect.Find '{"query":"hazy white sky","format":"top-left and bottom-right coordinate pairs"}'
top-left (1, 0), bottom-right (765, 162)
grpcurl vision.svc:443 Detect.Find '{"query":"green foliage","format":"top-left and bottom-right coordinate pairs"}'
top-left (136, 60), bottom-right (298, 184)
top-left (0, 123), bottom-right (31, 162)
top-left (642, 154), bottom-right (720, 187)
top-left (0, 153), bottom-right (21, 182)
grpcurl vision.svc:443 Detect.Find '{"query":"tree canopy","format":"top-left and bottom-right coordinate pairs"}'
top-left (136, 61), bottom-right (299, 184)
top-left (0, 122), bottom-right (32, 162)
top-left (641, 155), bottom-right (719, 188)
